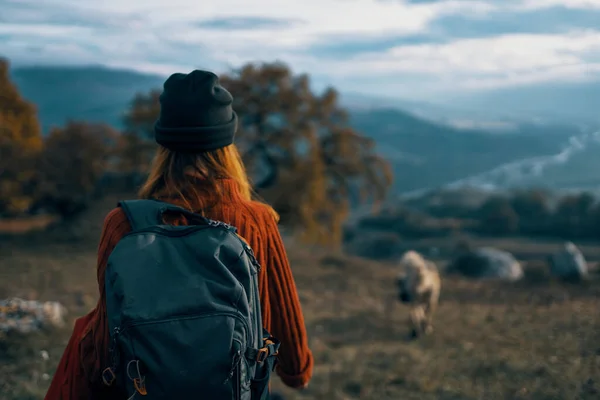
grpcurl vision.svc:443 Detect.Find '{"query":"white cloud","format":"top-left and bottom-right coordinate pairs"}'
top-left (460, 62), bottom-right (600, 89)
top-left (317, 30), bottom-right (600, 94)
top-left (3, 0), bottom-right (496, 39)
top-left (0, 23), bottom-right (91, 37)
top-left (335, 30), bottom-right (600, 75)
top-left (0, 0), bottom-right (499, 77)
top-left (0, 0), bottom-right (599, 98)
top-left (75, 0), bottom-right (495, 56)
top-left (517, 0), bottom-right (600, 9)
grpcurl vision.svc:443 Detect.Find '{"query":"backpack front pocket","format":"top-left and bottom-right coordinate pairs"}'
top-left (115, 312), bottom-right (249, 399)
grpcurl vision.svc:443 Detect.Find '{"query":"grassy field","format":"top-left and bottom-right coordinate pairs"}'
top-left (1, 199), bottom-right (600, 400)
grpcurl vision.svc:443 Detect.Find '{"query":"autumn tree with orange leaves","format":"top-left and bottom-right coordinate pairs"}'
top-left (35, 121), bottom-right (119, 216)
top-left (123, 62), bottom-right (393, 245)
top-left (118, 90), bottom-right (161, 175)
top-left (0, 58), bottom-right (120, 218)
top-left (0, 58), bottom-right (43, 216)
top-left (220, 63), bottom-right (392, 245)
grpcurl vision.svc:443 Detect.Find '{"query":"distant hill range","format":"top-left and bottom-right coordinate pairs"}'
top-left (10, 65), bottom-right (164, 132)
top-left (9, 65), bottom-right (600, 195)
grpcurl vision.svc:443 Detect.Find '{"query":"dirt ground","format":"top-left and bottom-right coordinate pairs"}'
top-left (1, 201), bottom-right (599, 400)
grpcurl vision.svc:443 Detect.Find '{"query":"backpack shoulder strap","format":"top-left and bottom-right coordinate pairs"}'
top-left (118, 199), bottom-right (214, 231)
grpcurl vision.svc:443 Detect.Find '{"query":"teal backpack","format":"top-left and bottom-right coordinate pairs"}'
top-left (100, 199), bottom-right (280, 400)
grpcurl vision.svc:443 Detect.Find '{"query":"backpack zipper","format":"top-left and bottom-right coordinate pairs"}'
top-left (107, 312), bottom-right (251, 377)
top-left (241, 242), bottom-right (261, 273)
top-left (118, 311), bottom-right (250, 337)
top-left (206, 220), bottom-right (261, 272)
top-left (108, 326), bottom-right (121, 374)
top-left (234, 351), bottom-right (242, 400)
top-left (207, 219), bottom-right (234, 230)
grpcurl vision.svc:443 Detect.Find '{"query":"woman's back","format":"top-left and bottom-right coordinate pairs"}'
top-left (98, 178), bottom-right (304, 337)
top-left (44, 70), bottom-right (313, 400)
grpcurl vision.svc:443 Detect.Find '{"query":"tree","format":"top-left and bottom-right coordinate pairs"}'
top-left (477, 195), bottom-right (519, 236)
top-left (220, 62), bottom-right (393, 245)
top-left (0, 58), bottom-right (43, 216)
top-left (586, 201), bottom-right (600, 239)
top-left (123, 62), bottom-right (393, 246)
top-left (118, 90), bottom-right (161, 176)
top-left (35, 121), bottom-right (118, 217)
top-left (510, 189), bottom-right (551, 234)
top-left (551, 192), bottom-right (596, 238)
top-left (123, 90), bottom-right (161, 140)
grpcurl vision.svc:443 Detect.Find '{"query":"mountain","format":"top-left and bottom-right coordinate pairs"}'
top-left (340, 91), bottom-right (519, 129)
top-left (440, 129), bottom-right (600, 194)
top-left (10, 65), bottom-right (165, 133)
top-left (343, 75), bottom-right (600, 127)
top-left (8, 65), bottom-right (591, 194)
top-left (349, 108), bottom-right (582, 193)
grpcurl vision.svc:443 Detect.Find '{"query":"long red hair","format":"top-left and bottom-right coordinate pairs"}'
top-left (138, 144), bottom-right (278, 221)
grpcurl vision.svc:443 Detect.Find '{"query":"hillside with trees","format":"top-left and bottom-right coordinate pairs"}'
top-left (120, 62), bottom-right (393, 245)
top-left (1, 58), bottom-right (392, 247)
top-left (348, 187), bottom-right (600, 261)
top-left (4, 55), bottom-right (600, 248)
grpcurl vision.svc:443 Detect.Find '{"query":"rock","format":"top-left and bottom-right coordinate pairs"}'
top-left (548, 242), bottom-right (588, 280)
top-left (448, 247), bottom-right (523, 281)
top-left (0, 297), bottom-right (68, 334)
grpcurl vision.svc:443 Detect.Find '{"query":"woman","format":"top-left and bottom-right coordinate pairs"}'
top-left (45, 70), bottom-right (313, 399)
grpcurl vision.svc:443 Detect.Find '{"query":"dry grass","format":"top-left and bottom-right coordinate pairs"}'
top-left (1, 207), bottom-right (600, 399)
top-left (0, 215), bottom-right (58, 235)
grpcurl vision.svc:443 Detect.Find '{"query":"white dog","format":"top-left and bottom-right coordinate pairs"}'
top-left (396, 251), bottom-right (441, 338)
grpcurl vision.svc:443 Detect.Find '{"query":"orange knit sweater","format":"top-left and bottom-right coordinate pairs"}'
top-left (44, 179), bottom-right (313, 400)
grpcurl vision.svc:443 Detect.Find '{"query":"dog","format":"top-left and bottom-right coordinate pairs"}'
top-left (396, 250), bottom-right (441, 338)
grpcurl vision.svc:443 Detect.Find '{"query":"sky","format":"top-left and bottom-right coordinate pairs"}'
top-left (1, 0), bottom-right (600, 100)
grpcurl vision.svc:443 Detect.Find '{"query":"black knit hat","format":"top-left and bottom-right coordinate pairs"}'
top-left (154, 70), bottom-right (238, 152)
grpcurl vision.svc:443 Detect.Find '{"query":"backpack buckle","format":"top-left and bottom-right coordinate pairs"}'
top-left (102, 367), bottom-right (116, 386)
top-left (256, 339), bottom-right (280, 363)
top-left (256, 348), bottom-right (269, 363)
top-left (264, 338), bottom-right (279, 355)
top-left (127, 360), bottom-right (148, 396)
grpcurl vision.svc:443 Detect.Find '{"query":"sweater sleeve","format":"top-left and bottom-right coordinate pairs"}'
top-left (84, 208), bottom-right (131, 389)
top-left (44, 312), bottom-right (95, 400)
top-left (261, 212), bottom-right (314, 388)
top-left (45, 208), bottom-right (131, 400)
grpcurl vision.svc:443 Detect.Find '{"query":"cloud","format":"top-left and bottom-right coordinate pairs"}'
top-left (195, 17), bottom-right (305, 30)
top-left (0, 0), bottom-right (599, 99)
top-left (404, 0), bottom-right (600, 9)
top-left (0, 0), bottom-right (497, 71)
top-left (431, 6), bottom-right (600, 37)
top-left (338, 31), bottom-right (600, 75)
top-left (318, 30), bottom-right (600, 95)
top-left (518, 0), bottom-right (600, 9)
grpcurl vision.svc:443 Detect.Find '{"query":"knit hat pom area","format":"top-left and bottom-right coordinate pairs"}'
top-left (154, 70), bottom-right (238, 152)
